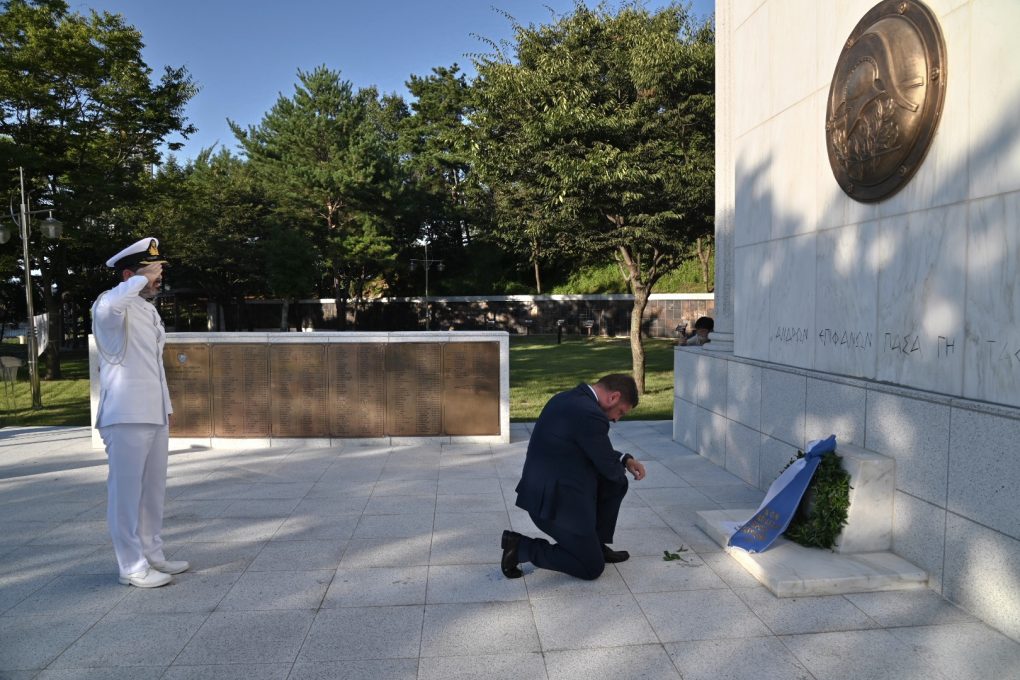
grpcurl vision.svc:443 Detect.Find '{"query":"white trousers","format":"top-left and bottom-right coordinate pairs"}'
top-left (99, 423), bottom-right (169, 576)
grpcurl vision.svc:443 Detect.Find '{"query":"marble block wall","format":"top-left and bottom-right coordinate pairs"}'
top-left (673, 347), bottom-right (1020, 641)
top-left (831, 444), bottom-right (894, 554)
top-left (729, 0), bottom-right (1020, 410)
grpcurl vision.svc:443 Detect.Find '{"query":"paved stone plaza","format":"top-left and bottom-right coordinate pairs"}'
top-left (1, 422), bottom-right (1018, 679)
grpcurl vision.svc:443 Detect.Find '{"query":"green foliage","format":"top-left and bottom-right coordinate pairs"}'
top-left (653, 251), bottom-right (715, 293)
top-left (265, 225), bottom-right (317, 301)
top-left (496, 280), bottom-right (534, 295)
top-left (231, 66), bottom-right (407, 311)
top-left (550, 263), bottom-right (628, 294)
top-left (262, 225), bottom-right (318, 331)
top-left (472, 2), bottom-right (714, 389)
top-left (782, 452), bottom-right (853, 550)
top-left (399, 65), bottom-right (478, 229)
top-left (393, 64), bottom-right (496, 298)
top-left (547, 251), bottom-right (714, 295)
top-left (662, 545), bottom-right (689, 561)
top-left (132, 149), bottom-right (271, 310)
top-left (0, 1), bottom-right (718, 343)
top-left (473, 2), bottom-right (715, 272)
top-left (0, 0), bottom-right (196, 372)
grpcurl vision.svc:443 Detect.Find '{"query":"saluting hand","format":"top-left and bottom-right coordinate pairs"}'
top-left (136, 263), bottom-right (163, 285)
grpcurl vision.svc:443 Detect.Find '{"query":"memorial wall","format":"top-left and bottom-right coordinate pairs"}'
top-left (675, 0), bottom-right (1020, 641)
top-left (89, 332), bottom-right (509, 444)
top-left (730, 0), bottom-right (1019, 410)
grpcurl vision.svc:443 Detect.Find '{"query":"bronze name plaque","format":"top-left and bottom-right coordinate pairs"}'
top-left (271, 344), bottom-right (328, 437)
top-left (386, 343), bottom-right (443, 436)
top-left (329, 344), bottom-right (387, 437)
top-left (212, 344), bottom-right (270, 437)
top-left (157, 339), bottom-right (500, 438)
top-left (164, 344), bottom-right (212, 437)
top-left (825, 0), bottom-right (946, 202)
top-left (443, 342), bottom-right (500, 435)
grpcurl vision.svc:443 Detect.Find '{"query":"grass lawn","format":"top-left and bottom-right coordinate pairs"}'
top-left (0, 349), bottom-right (92, 427)
top-left (510, 335), bottom-right (675, 421)
top-left (0, 336), bottom-right (676, 427)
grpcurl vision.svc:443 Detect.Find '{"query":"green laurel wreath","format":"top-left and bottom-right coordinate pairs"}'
top-left (780, 450), bottom-right (852, 550)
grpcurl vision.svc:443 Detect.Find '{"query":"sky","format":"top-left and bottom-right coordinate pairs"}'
top-left (75, 0), bottom-right (715, 162)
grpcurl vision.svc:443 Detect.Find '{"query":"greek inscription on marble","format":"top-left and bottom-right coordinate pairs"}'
top-left (818, 328), bottom-right (873, 350)
top-left (883, 333), bottom-right (966, 360)
top-left (982, 339), bottom-right (1020, 367)
top-left (937, 336), bottom-right (956, 358)
top-left (884, 332), bottom-right (923, 356)
top-left (775, 327), bottom-right (810, 344)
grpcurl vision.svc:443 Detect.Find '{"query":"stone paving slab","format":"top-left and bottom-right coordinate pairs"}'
top-left (1, 423), bottom-right (1018, 678)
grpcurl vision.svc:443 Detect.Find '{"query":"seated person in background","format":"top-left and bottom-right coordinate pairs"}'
top-left (678, 316), bottom-right (714, 346)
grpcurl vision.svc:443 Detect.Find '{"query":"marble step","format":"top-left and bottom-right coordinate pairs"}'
top-left (697, 508), bottom-right (928, 597)
top-left (831, 443), bottom-right (895, 554)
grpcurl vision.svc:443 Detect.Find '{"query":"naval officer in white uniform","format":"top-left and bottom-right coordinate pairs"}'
top-left (93, 237), bottom-right (188, 588)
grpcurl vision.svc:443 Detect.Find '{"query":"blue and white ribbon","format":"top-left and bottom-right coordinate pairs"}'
top-left (727, 435), bottom-right (837, 553)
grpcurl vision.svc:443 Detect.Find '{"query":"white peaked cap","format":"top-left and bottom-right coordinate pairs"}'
top-left (106, 237), bottom-right (168, 269)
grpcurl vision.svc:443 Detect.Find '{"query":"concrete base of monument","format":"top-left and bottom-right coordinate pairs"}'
top-left (697, 508), bottom-right (928, 598)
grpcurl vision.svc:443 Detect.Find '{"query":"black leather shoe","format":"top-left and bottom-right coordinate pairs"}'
top-left (501, 530), bottom-right (523, 579)
top-left (601, 544), bottom-right (630, 563)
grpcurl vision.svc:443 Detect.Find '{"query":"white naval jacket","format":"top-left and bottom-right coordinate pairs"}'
top-left (92, 275), bottom-right (173, 427)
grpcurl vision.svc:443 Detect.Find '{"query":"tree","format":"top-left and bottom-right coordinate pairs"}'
top-left (128, 149), bottom-right (272, 330)
top-left (264, 225), bottom-right (317, 331)
top-left (694, 234), bottom-right (713, 293)
top-left (400, 66), bottom-right (491, 262)
top-left (231, 66), bottom-right (405, 328)
top-left (473, 2), bottom-right (714, 391)
top-left (472, 48), bottom-right (572, 294)
top-left (400, 65), bottom-right (478, 244)
top-left (0, 0), bottom-right (195, 375)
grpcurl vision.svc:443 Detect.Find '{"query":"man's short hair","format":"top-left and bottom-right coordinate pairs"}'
top-left (595, 374), bottom-right (638, 408)
top-left (694, 316), bottom-right (714, 331)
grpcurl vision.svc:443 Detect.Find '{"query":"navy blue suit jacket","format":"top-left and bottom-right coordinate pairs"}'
top-left (515, 384), bottom-right (628, 534)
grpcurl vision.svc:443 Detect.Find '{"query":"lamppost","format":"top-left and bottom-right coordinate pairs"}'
top-left (1, 167), bottom-right (63, 409)
top-left (409, 240), bottom-right (443, 330)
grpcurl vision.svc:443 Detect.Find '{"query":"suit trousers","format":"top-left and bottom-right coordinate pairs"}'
top-left (519, 474), bottom-right (628, 580)
top-left (99, 423), bottom-right (169, 576)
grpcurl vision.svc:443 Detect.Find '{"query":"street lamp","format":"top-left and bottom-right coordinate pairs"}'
top-left (1, 167), bottom-right (63, 409)
top-left (409, 240), bottom-right (443, 330)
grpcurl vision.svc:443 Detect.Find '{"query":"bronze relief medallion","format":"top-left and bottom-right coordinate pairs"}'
top-left (825, 0), bottom-right (947, 202)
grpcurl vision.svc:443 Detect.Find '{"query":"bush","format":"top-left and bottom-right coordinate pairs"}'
top-left (549, 253), bottom-right (714, 295)
top-left (549, 264), bottom-right (628, 294)
top-left (495, 280), bottom-right (534, 295)
top-left (653, 252), bottom-right (714, 293)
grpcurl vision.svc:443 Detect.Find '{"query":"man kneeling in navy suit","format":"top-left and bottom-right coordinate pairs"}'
top-left (502, 374), bottom-right (647, 580)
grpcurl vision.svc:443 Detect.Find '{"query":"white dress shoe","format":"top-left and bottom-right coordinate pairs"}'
top-left (149, 559), bottom-right (190, 575)
top-left (118, 568), bottom-right (172, 588)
